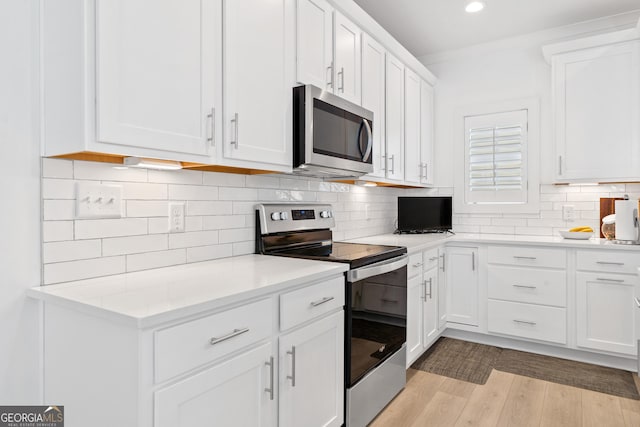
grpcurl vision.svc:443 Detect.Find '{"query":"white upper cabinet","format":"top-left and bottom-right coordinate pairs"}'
top-left (420, 80), bottom-right (435, 185)
top-left (223, 0), bottom-right (293, 168)
top-left (42, 0), bottom-right (222, 163)
top-left (333, 12), bottom-right (362, 105)
top-left (296, 0), bottom-right (361, 104)
top-left (385, 53), bottom-right (405, 181)
top-left (361, 34), bottom-right (386, 178)
top-left (296, 0), bottom-right (333, 90)
top-left (96, 0), bottom-right (220, 157)
top-left (549, 38), bottom-right (640, 182)
top-left (404, 67), bottom-right (421, 184)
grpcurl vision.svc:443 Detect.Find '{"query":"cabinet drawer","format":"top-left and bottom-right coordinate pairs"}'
top-left (488, 265), bottom-right (566, 307)
top-left (488, 299), bottom-right (567, 344)
top-left (408, 252), bottom-right (423, 278)
top-left (280, 276), bottom-right (345, 331)
top-left (154, 298), bottom-right (273, 383)
top-left (488, 246), bottom-right (566, 269)
top-left (423, 248), bottom-right (439, 271)
top-left (577, 250), bottom-right (640, 275)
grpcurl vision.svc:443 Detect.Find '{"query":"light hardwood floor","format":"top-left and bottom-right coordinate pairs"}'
top-left (370, 369), bottom-right (640, 427)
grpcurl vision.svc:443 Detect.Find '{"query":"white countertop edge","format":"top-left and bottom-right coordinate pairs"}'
top-left (28, 255), bottom-right (349, 329)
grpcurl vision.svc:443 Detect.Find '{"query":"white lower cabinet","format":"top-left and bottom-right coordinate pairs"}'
top-left (446, 246), bottom-right (479, 326)
top-left (422, 267), bottom-right (439, 345)
top-left (576, 272), bottom-right (638, 356)
top-left (155, 343), bottom-right (276, 427)
top-left (279, 311), bottom-right (344, 427)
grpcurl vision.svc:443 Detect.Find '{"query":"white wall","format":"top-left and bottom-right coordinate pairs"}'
top-left (421, 12), bottom-right (640, 236)
top-left (0, 0), bottom-right (43, 403)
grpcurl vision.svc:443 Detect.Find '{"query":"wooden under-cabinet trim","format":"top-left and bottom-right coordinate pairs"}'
top-left (182, 164), bottom-right (278, 175)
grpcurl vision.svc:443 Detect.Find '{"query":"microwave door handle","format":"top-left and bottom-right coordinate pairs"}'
top-left (362, 119), bottom-right (373, 162)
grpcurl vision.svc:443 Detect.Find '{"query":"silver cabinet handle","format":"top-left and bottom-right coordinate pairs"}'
top-left (429, 256), bottom-right (438, 261)
top-left (209, 327), bottom-right (249, 346)
top-left (596, 261), bottom-right (625, 266)
top-left (230, 113), bottom-right (239, 148)
top-left (264, 356), bottom-right (274, 400)
top-left (423, 164), bottom-right (428, 181)
top-left (287, 346), bottom-right (296, 387)
top-left (514, 256), bottom-right (537, 260)
top-left (558, 156), bottom-right (563, 175)
top-left (206, 107), bottom-right (215, 146)
top-left (471, 252), bottom-right (475, 271)
top-left (381, 298), bottom-right (399, 303)
top-left (513, 319), bottom-right (537, 326)
top-left (412, 262), bottom-right (423, 268)
top-left (596, 277), bottom-right (626, 283)
top-left (389, 155), bottom-right (395, 174)
top-left (426, 278), bottom-right (433, 300)
top-left (513, 284), bottom-right (537, 289)
top-left (327, 63), bottom-right (334, 89)
top-left (338, 67), bottom-right (344, 92)
top-left (361, 119), bottom-right (373, 162)
top-left (440, 253), bottom-right (445, 272)
top-left (635, 297), bottom-right (640, 308)
top-left (380, 154), bottom-right (387, 172)
top-left (310, 296), bottom-right (334, 307)
top-left (418, 163), bottom-right (424, 179)
top-left (422, 281), bottom-right (427, 302)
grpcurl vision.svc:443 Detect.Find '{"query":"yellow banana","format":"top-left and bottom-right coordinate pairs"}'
top-left (569, 226), bottom-right (593, 232)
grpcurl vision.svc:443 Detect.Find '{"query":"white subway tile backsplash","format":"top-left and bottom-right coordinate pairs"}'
top-left (43, 200), bottom-right (75, 220)
top-left (42, 158), bottom-right (73, 179)
top-left (148, 218), bottom-right (169, 234)
top-left (186, 244), bottom-right (233, 263)
top-left (126, 249), bottom-right (186, 272)
top-left (44, 256), bottom-right (125, 285)
top-left (148, 169), bottom-right (203, 185)
top-left (219, 227), bottom-right (254, 244)
top-left (279, 177), bottom-right (310, 190)
top-left (219, 187), bottom-right (259, 201)
top-left (232, 241), bottom-right (255, 256)
top-left (202, 172), bottom-right (245, 187)
top-left (186, 201), bottom-right (233, 216)
top-left (185, 216), bottom-right (203, 232)
top-left (117, 182), bottom-right (168, 200)
top-left (168, 184), bottom-right (218, 201)
top-left (43, 221), bottom-right (74, 242)
top-left (42, 178), bottom-right (76, 199)
top-left (74, 160), bottom-right (148, 182)
top-left (43, 240), bottom-right (101, 263)
top-left (203, 215), bottom-right (245, 230)
top-left (75, 218), bottom-right (148, 239)
top-left (515, 226), bottom-right (553, 236)
top-left (246, 175), bottom-right (280, 189)
top-left (169, 230), bottom-right (219, 249)
top-left (103, 234), bottom-right (168, 256)
top-left (479, 225), bottom-right (515, 235)
top-left (232, 201), bottom-right (258, 215)
top-left (126, 201), bottom-right (169, 218)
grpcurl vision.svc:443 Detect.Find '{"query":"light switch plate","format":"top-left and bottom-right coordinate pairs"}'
top-left (76, 182), bottom-right (123, 219)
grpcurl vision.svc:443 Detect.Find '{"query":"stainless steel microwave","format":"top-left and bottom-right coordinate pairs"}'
top-left (292, 85), bottom-right (374, 178)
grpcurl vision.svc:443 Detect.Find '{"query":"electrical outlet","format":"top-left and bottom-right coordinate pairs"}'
top-left (562, 205), bottom-right (575, 222)
top-left (169, 202), bottom-right (185, 233)
top-left (76, 182), bottom-right (122, 218)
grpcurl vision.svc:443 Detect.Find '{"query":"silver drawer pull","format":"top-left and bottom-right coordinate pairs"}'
top-left (514, 256), bottom-right (537, 260)
top-left (513, 319), bottom-right (537, 326)
top-left (264, 356), bottom-right (274, 400)
top-left (428, 257), bottom-right (438, 261)
top-left (596, 261), bottom-right (625, 266)
top-left (635, 297), bottom-right (640, 308)
top-left (596, 277), bottom-right (626, 283)
top-left (209, 327), bottom-right (249, 346)
top-left (513, 284), bottom-right (537, 289)
top-left (381, 298), bottom-right (399, 304)
top-left (310, 296), bottom-right (335, 307)
top-left (412, 262), bottom-right (423, 268)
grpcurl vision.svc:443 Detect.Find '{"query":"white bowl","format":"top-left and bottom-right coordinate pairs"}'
top-left (559, 230), bottom-right (594, 240)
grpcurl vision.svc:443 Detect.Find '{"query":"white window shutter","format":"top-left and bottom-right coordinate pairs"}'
top-left (464, 109), bottom-right (528, 205)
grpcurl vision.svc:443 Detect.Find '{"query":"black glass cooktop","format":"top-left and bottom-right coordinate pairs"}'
top-left (270, 241), bottom-right (406, 269)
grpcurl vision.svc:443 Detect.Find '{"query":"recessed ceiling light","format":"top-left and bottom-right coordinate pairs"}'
top-left (465, 0), bottom-right (485, 13)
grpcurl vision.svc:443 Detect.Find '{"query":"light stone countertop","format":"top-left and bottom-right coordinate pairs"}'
top-left (28, 254), bottom-right (348, 328)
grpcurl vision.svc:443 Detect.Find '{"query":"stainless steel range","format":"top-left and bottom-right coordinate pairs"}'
top-left (255, 203), bottom-right (408, 427)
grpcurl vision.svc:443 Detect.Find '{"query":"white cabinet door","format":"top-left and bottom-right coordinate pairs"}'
top-left (406, 273), bottom-right (424, 367)
top-left (333, 12), bottom-right (361, 105)
top-left (554, 40), bottom-right (640, 182)
top-left (385, 53), bottom-right (405, 181)
top-left (446, 247), bottom-right (479, 326)
top-left (404, 67), bottom-right (421, 184)
top-left (279, 311), bottom-right (344, 427)
top-left (423, 267), bottom-right (439, 346)
top-left (576, 272), bottom-right (638, 356)
top-left (223, 0), bottom-right (293, 167)
top-left (96, 0), bottom-right (220, 156)
top-left (155, 342), bottom-right (275, 427)
top-left (420, 80), bottom-right (435, 185)
top-left (361, 34), bottom-right (386, 178)
top-left (296, 0), bottom-right (333, 90)
top-left (438, 248), bottom-right (447, 329)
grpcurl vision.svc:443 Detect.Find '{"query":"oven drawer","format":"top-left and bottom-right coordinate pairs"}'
top-left (488, 299), bottom-right (567, 344)
top-left (488, 265), bottom-right (566, 307)
top-left (280, 275), bottom-right (345, 331)
top-left (576, 250), bottom-right (639, 275)
top-left (361, 283), bottom-right (407, 317)
top-left (488, 246), bottom-right (566, 269)
top-left (154, 298), bottom-right (273, 383)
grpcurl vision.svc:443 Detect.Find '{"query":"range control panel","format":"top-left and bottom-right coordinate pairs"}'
top-left (257, 203), bottom-right (335, 234)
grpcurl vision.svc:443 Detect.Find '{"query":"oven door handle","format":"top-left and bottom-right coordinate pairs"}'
top-left (347, 255), bottom-right (408, 282)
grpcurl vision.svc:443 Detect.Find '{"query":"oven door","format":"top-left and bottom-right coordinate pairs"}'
top-left (346, 255), bottom-right (408, 387)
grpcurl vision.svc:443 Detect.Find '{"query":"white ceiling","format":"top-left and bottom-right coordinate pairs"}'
top-left (353, 0), bottom-right (640, 57)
